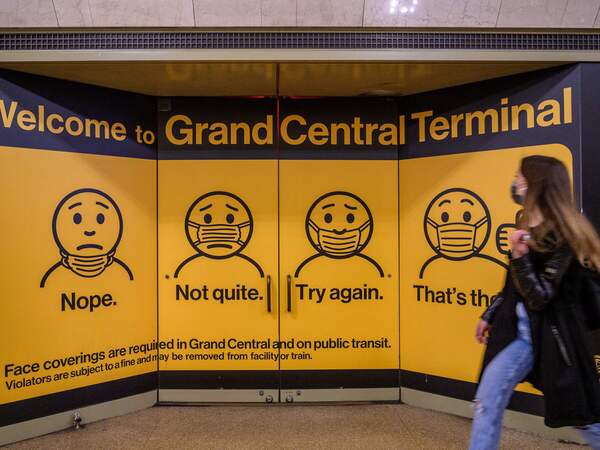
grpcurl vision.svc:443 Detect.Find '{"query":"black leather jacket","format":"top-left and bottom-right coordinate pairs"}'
top-left (481, 246), bottom-right (572, 323)
top-left (478, 245), bottom-right (600, 428)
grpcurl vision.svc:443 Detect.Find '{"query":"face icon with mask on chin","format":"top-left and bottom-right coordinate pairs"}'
top-left (424, 188), bottom-right (491, 261)
top-left (306, 192), bottom-right (373, 259)
top-left (53, 188), bottom-right (123, 277)
top-left (185, 192), bottom-right (253, 259)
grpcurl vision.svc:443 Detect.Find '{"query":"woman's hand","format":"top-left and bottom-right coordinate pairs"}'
top-left (510, 229), bottom-right (530, 259)
top-left (475, 319), bottom-right (491, 344)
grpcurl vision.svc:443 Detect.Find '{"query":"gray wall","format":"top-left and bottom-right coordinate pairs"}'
top-left (1, 0), bottom-right (599, 28)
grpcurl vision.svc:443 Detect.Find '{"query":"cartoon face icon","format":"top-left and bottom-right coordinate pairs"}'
top-left (185, 192), bottom-right (253, 259)
top-left (424, 188), bottom-right (491, 261)
top-left (306, 192), bottom-right (373, 259)
top-left (53, 188), bottom-right (123, 258)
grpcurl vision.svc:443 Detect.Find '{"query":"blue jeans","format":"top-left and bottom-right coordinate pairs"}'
top-left (469, 302), bottom-right (600, 450)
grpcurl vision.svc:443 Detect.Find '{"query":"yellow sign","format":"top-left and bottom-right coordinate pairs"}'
top-left (399, 144), bottom-right (573, 393)
top-left (0, 146), bottom-right (157, 405)
top-left (280, 160), bottom-right (399, 370)
top-left (158, 160), bottom-right (278, 371)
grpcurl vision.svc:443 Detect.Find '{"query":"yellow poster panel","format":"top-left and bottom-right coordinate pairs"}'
top-left (399, 144), bottom-right (573, 393)
top-left (279, 160), bottom-right (399, 370)
top-left (158, 160), bottom-right (278, 371)
top-left (0, 146), bottom-right (157, 405)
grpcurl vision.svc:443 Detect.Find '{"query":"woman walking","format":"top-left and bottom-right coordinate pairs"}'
top-left (470, 155), bottom-right (600, 450)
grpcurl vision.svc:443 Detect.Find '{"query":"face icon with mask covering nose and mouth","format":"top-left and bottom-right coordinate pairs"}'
top-left (424, 188), bottom-right (491, 261)
top-left (52, 188), bottom-right (123, 278)
top-left (306, 192), bottom-right (373, 259)
top-left (185, 192), bottom-right (253, 259)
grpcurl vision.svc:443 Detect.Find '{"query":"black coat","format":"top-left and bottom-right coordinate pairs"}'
top-left (480, 247), bottom-right (600, 428)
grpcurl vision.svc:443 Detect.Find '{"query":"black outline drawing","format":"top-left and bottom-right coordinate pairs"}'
top-left (419, 187), bottom-right (507, 279)
top-left (496, 210), bottom-right (523, 255)
top-left (175, 191), bottom-right (263, 278)
top-left (295, 191), bottom-right (384, 278)
top-left (40, 188), bottom-right (133, 288)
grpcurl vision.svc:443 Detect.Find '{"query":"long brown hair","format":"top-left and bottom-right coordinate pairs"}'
top-left (517, 155), bottom-right (600, 270)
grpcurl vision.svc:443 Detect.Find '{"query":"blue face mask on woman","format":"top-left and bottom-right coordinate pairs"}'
top-left (511, 180), bottom-right (525, 205)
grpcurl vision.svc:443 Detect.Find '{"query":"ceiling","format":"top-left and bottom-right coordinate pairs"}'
top-left (0, 61), bottom-right (562, 97)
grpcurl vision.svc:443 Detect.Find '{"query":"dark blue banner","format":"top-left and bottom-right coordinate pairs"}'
top-left (158, 97), bottom-right (277, 160)
top-left (0, 69), bottom-right (156, 159)
top-left (400, 65), bottom-right (580, 159)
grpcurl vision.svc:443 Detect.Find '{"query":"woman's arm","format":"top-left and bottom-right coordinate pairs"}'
top-left (480, 268), bottom-right (509, 324)
top-left (480, 293), bottom-right (505, 323)
top-left (510, 247), bottom-right (572, 311)
top-left (476, 268), bottom-right (509, 343)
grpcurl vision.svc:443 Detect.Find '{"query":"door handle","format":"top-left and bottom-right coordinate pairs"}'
top-left (266, 275), bottom-right (272, 313)
top-left (287, 275), bottom-right (292, 313)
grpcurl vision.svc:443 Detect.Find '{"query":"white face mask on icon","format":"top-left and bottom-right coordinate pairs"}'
top-left (309, 220), bottom-right (371, 256)
top-left (61, 251), bottom-right (114, 277)
top-left (193, 221), bottom-right (251, 247)
top-left (427, 216), bottom-right (488, 256)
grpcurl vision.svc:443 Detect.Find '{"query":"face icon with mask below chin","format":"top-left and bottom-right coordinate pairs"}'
top-left (53, 188), bottom-right (123, 277)
top-left (306, 192), bottom-right (373, 259)
top-left (185, 192), bottom-right (253, 259)
top-left (424, 188), bottom-right (491, 261)
top-left (41, 188), bottom-right (133, 288)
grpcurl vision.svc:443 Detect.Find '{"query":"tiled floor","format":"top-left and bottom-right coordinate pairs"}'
top-left (6, 404), bottom-right (585, 449)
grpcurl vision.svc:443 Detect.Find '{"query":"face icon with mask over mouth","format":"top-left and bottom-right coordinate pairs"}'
top-left (424, 188), bottom-right (491, 261)
top-left (306, 192), bottom-right (373, 259)
top-left (52, 188), bottom-right (123, 277)
top-left (185, 192), bottom-right (253, 259)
